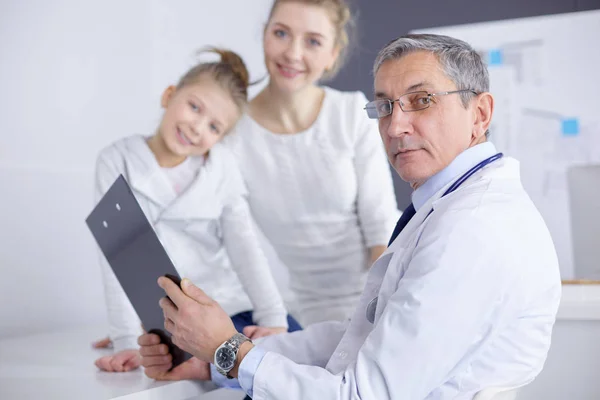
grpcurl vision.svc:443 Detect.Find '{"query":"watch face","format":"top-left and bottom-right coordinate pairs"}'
top-left (215, 347), bottom-right (236, 370)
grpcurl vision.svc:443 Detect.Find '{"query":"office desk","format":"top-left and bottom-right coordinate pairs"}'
top-left (0, 326), bottom-right (244, 400)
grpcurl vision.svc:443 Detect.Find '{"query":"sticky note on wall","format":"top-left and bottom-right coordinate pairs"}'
top-left (488, 49), bottom-right (503, 65)
top-left (562, 118), bottom-right (580, 136)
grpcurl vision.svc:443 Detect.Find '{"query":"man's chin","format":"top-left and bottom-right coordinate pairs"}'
top-left (394, 166), bottom-right (423, 187)
top-left (394, 167), bottom-right (412, 183)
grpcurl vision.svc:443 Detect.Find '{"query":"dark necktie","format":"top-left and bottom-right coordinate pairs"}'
top-left (387, 203), bottom-right (416, 246)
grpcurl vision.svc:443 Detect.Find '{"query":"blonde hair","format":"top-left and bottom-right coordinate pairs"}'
top-left (267, 0), bottom-right (354, 79)
top-left (176, 47), bottom-right (250, 113)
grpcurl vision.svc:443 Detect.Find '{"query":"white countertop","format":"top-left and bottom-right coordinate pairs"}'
top-left (2, 284), bottom-right (599, 399)
top-left (557, 283), bottom-right (600, 321)
top-left (0, 326), bottom-right (244, 400)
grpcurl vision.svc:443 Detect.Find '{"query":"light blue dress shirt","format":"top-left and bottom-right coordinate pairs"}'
top-left (411, 142), bottom-right (498, 211)
top-left (210, 347), bottom-right (267, 396)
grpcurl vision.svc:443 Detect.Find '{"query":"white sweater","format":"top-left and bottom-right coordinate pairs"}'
top-left (224, 87), bottom-right (400, 325)
top-left (95, 136), bottom-right (288, 351)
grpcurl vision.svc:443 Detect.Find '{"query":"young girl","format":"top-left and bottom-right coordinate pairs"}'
top-left (224, 0), bottom-right (400, 327)
top-left (92, 48), bottom-right (300, 373)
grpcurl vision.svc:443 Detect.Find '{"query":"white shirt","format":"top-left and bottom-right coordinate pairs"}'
top-left (162, 154), bottom-right (205, 195)
top-left (95, 135), bottom-right (288, 351)
top-left (224, 87), bottom-right (400, 325)
top-left (215, 143), bottom-right (562, 399)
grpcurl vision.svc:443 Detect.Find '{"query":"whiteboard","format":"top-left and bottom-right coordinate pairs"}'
top-left (413, 10), bottom-right (600, 279)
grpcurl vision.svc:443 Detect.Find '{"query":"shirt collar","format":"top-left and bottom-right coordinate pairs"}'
top-left (412, 142), bottom-right (498, 211)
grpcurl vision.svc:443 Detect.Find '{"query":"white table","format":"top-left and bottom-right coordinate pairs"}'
top-left (0, 326), bottom-right (245, 400)
top-left (4, 286), bottom-right (600, 400)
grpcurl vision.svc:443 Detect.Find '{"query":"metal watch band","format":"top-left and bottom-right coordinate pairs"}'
top-left (215, 333), bottom-right (252, 378)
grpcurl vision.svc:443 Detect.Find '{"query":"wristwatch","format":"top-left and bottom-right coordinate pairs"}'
top-left (214, 333), bottom-right (252, 379)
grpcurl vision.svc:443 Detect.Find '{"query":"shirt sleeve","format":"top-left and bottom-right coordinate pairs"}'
top-left (351, 91), bottom-right (400, 248)
top-left (211, 320), bottom-right (347, 395)
top-left (238, 346), bottom-right (268, 397)
top-left (210, 363), bottom-right (243, 390)
top-left (209, 347), bottom-right (268, 397)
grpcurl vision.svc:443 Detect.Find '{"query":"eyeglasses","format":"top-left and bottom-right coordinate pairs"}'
top-left (364, 89), bottom-right (478, 119)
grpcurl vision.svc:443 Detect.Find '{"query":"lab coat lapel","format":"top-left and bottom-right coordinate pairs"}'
top-left (385, 191), bottom-right (438, 255)
top-left (375, 160), bottom-right (512, 323)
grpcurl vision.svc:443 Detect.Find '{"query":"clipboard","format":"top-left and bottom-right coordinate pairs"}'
top-left (86, 174), bottom-right (192, 368)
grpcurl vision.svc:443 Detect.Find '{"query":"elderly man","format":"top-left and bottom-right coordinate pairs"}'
top-left (138, 34), bottom-right (561, 399)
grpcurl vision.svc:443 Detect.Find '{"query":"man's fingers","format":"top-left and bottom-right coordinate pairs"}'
top-left (138, 333), bottom-right (161, 346)
top-left (168, 359), bottom-right (205, 381)
top-left (141, 354), bottom-right (172, 368)
top-left (139, 343), bottom-right (169, 357)
top-left (158, 277), bottom-right (188, 308)
top-left (181, 279), bottom-right (213, 305)
top-left (164, 317), bottom-right (176, 334)
top-left (159, 297), bottom-right (178, 323)
top-left (145, 365), bottom-right (173, 380)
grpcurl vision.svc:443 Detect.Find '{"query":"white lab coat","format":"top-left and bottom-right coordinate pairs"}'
top-left (95, 136), bottom-right (288, 351)
top-left (250, 157), bottom-right (562, 400)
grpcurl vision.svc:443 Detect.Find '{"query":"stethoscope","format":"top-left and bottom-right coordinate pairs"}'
top-left (366, 152), bottom-right (504, 324)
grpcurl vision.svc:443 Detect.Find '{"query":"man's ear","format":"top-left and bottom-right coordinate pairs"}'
top-left (472, 92), bottom-right (494, 141)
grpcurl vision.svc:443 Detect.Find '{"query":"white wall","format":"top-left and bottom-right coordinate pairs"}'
top-left (0, 0), bottom-right (273, 338)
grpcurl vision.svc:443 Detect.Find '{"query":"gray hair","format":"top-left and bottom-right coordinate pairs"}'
top-left (373, 34), bottom-right (489, 109)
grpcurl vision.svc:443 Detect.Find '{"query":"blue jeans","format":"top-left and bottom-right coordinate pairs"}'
top-left (230, 311), bottom-right (302, 400)
top-left (231, 311), bottom-right (302, 334)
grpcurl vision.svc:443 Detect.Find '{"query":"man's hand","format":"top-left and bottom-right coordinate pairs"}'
top-left (158, 277), bottom-right (244, 364)
top-left (138, 332), bottom-right (210, 381)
